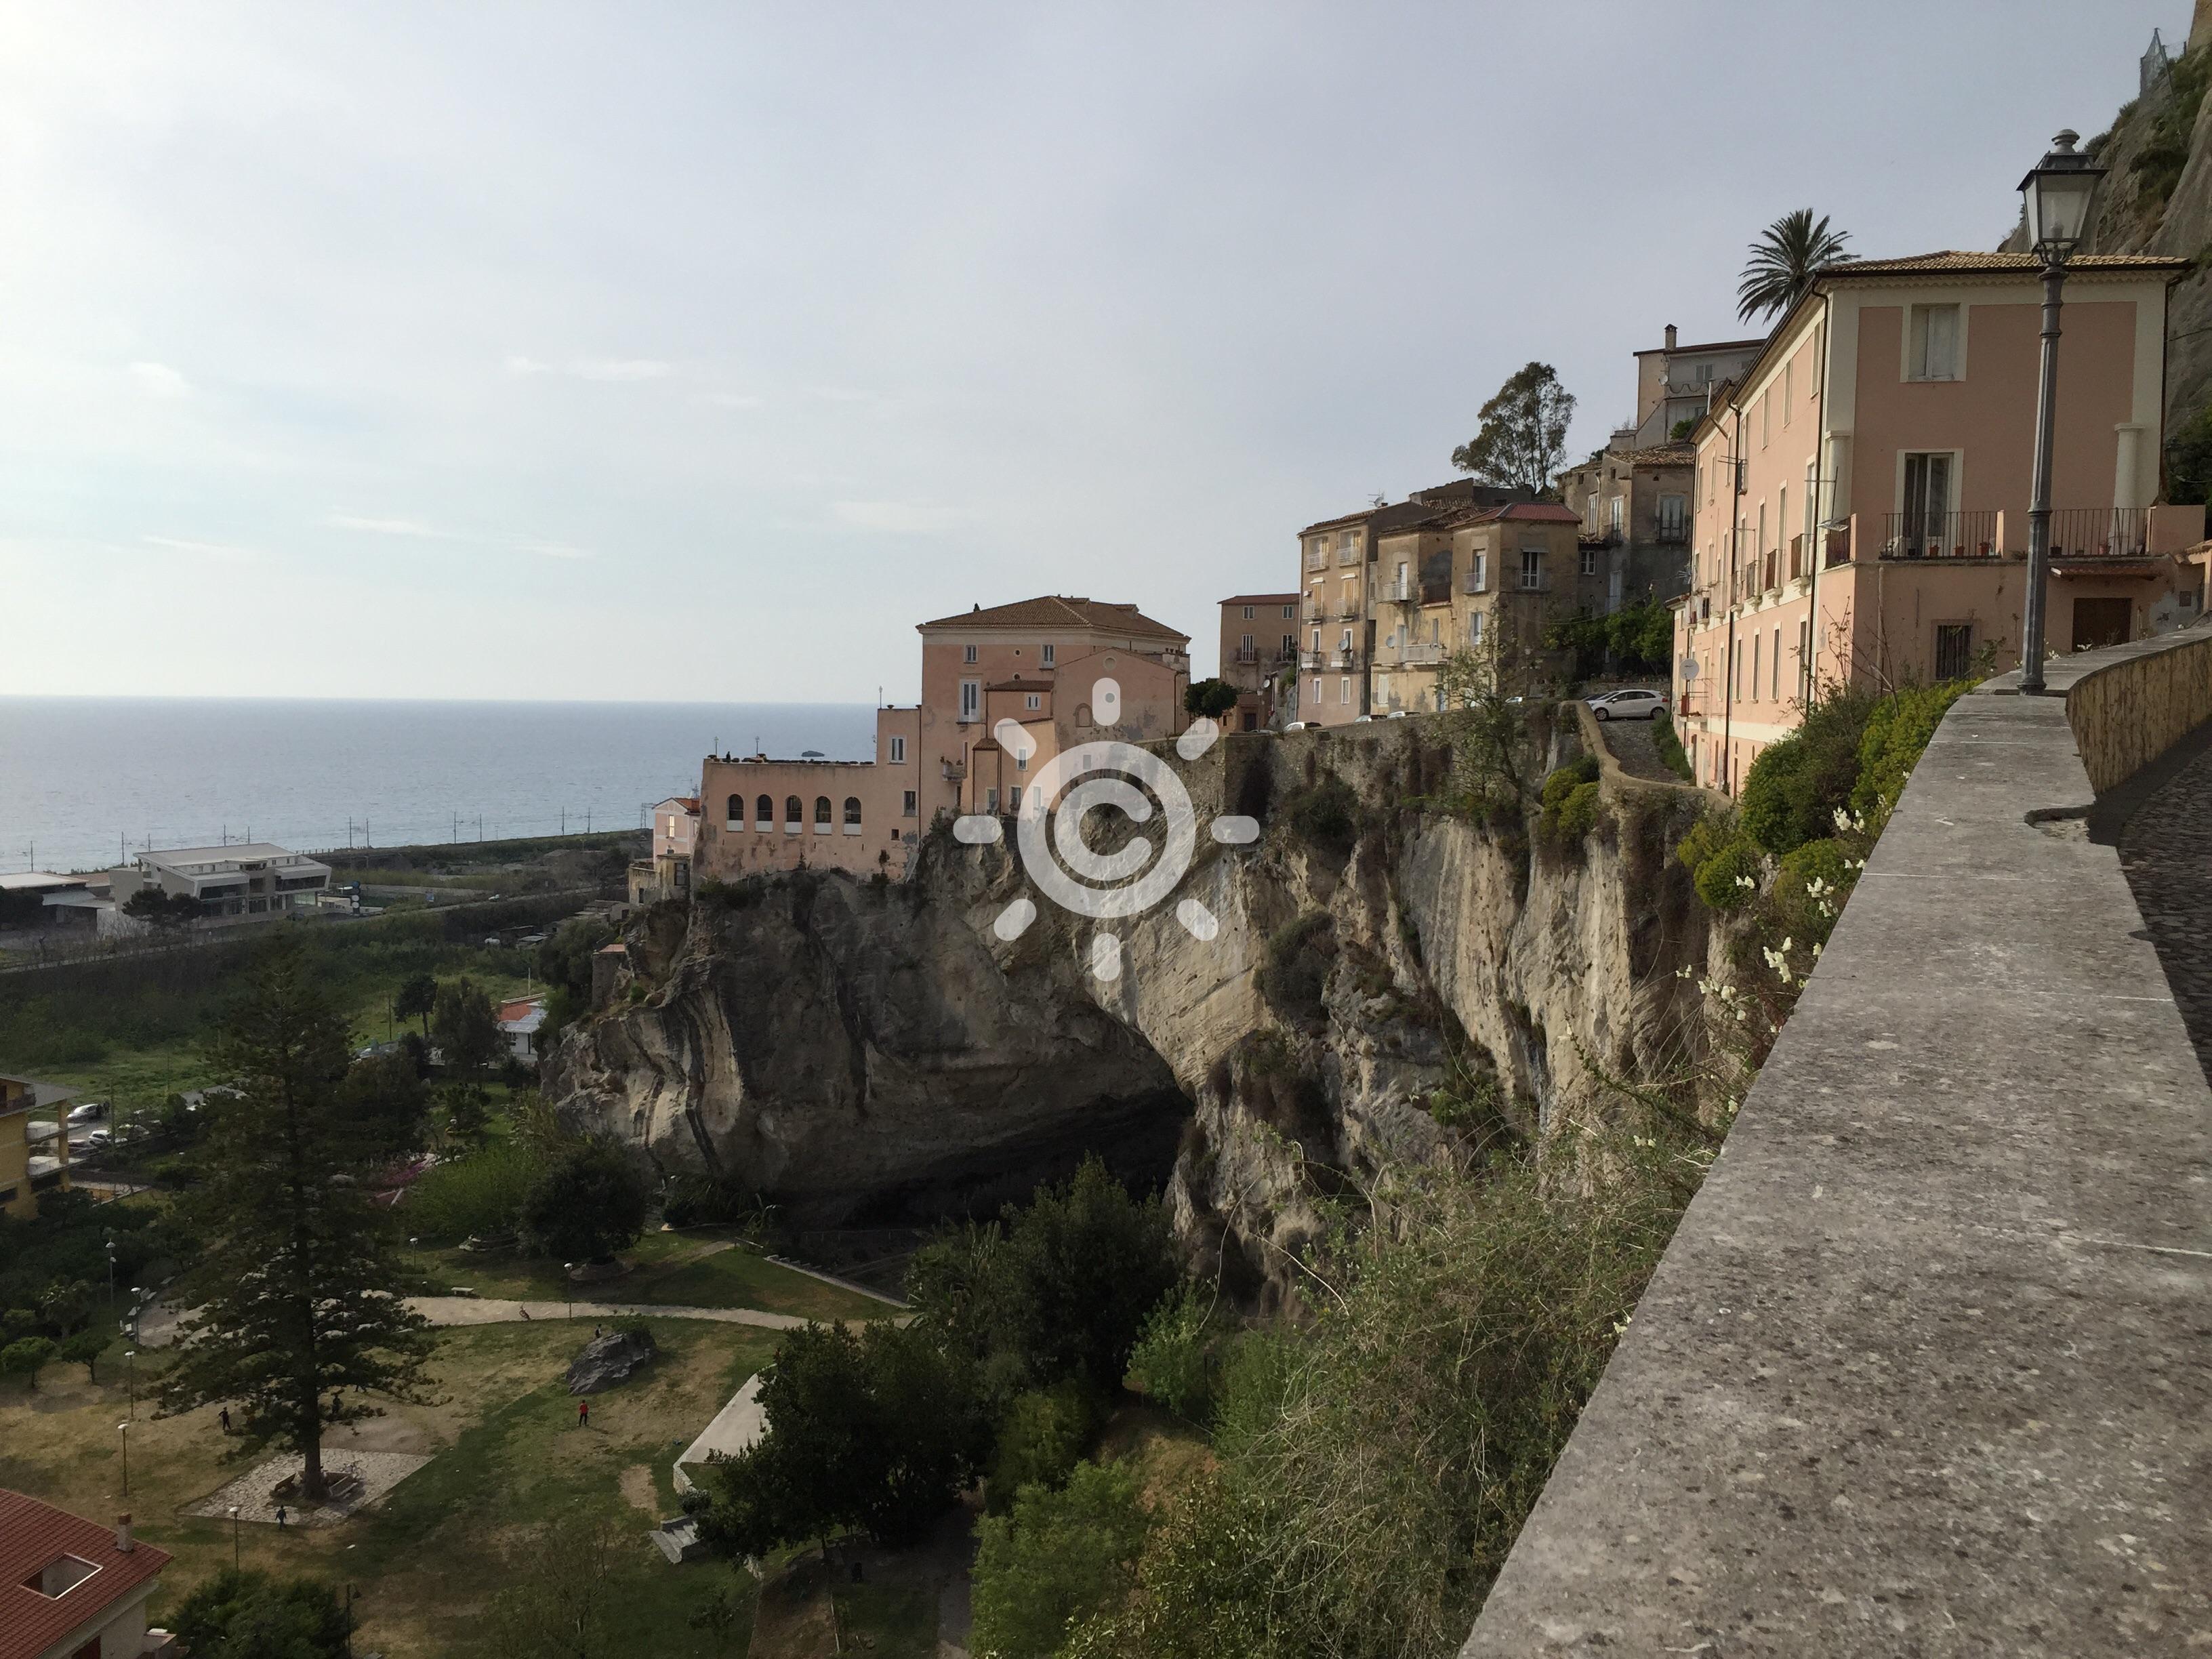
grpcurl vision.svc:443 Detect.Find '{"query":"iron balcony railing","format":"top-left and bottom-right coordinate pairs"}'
top-left (1880, 510), bottom-right (1999, 560)
top-left (1399, 642), bottom-right (1445, 665)
top-left (1462, 570), bottom-right (1488, 594)
top-left (1301, 648), bottom-right (1366, 670)
top-left (1334, 600), bottom-right (1363, 619)
top-left (2049, 506), bottom-right (2150, 559)
top-left (1337, 546), bottom-right (1362, 565)
top-left (1302, 604), bottom-right (1326, 623)
top-left (1654, 518), bottom-right (1688, 544)
top-left (1305, 552), bottom-right (1328, 572)
top-left (1385, 576), bottom-right (1413, 602)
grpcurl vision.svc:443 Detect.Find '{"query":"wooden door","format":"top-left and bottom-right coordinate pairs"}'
top-left (2070, 597), bottom-right (2131, 651)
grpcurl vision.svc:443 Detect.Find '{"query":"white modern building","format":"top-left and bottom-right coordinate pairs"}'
top-left (108, 843), bottom-right (331, 927)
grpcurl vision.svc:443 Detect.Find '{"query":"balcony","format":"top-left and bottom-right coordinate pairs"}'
top-left (2049, 506), bottom-right (2151, 560)
top-left (1302, 649), bottom-right (1365, 671)
top-left (1879, 510), bottom-right (1999, 560)
top-left (1462, 570), bottom-right (1488, 594)
top-left (1399, 642), bottom-right (1445, 665)
top-left (1302, 604), bottom-right (1326, 623)
top-left (1231, 646), bottom-right (1261, 664)
top-left (1306, 552), bottom-right (1328, 573)
top-left (1334, 600), bottom-right (1363, 620)
top-left (1384, 576), bottom-right (1413, 602)
top-left (941, 759), bottom-right (967, 782)
top-left (1654, 518), bottom-right (1688, 544)
top-left (1337, 546), bottom-right (1362, 566)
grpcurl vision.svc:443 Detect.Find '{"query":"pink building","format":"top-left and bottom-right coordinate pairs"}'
top-left (1675, 251), bottom-right (2205, 796)
top-left (693, 596), bottom-right (1190, 884)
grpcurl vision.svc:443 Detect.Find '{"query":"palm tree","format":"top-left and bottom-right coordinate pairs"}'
top-left (1737, 209), bottom-right (1853, 325)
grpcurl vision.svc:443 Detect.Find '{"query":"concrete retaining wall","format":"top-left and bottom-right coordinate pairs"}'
top-left (1463, 634), bottom-right (2212, 1655)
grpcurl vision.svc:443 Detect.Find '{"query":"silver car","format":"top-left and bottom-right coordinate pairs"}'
top-left (1588, 689), bottom-right (1665, 721)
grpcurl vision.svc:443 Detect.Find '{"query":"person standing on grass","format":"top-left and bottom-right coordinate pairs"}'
top-left (220, 1406), bottom-right (231, 1433)
top-left (577, 1399), bottom-right (589, 1429)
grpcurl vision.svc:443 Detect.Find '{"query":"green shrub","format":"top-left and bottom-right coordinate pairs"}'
top-left (987, 1378), bottom-right (1097, 1513)
top-left (1692, 838), bottom-right (1763, 912)
top-left (522, 1141), bottom-right (651, 1263)
top-left (1774, 837), bottom-right (1855, 946)
top-left (1651, 711), bottom-right (1694, 783)
top-left (1126, 1282), bottom-right (1223, 1422)
top-left (1257, 912), bottom-right (1336, 1025)
top-left (1851, 680), bottom-right (1973, 825)
top-left (972, 1459), bottom-right (1151, 1659)
top-left (172, 1568), bottom-right (352, 1659)
top-left (1673, 810), bottom-right (1736, 874)
top-left (0, 1336), bottom-right (56, 1389)
top-left (1738, 692), bottom-right (1875, 854)
top-left (661, 1172), bottom-right (764, 1231)
top-left (1279, 775), bottom-right (1359, 860)
top-left (1554, 781), bottom-right (1601, 840)
top-left (401, 1141), bottom-right (545, 1242)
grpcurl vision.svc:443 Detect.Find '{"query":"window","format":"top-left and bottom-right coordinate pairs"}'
top-left (1799, 618), bottom-right (1813, 700)
top-left (1338, 676), bottom-right (1351, 705)
top-left (1658, 494), bottom-right (1686, 539)
top-left (963, 643), bottom-right (978, 663)
top-left (1282, 605), bottom-right (1295, 619)
top-left (1521, 549), bottom-right (1542, 590)
top-left (1242, 605), bottom-right (1254, 619)
top-left (1282, 634), bottom-right (1296, 658)
top-left (1784, 360), bottom-right (1794, 420)
top-left (1042, 643), bottom-right (1055, 666)
top-left (1471, 552), bottom-right (1486, 592)
top-left (1310, 628), bottom-right (1321, 651)
top-left (1934, 623), bottom-right (1974, 680)
top-left (756, 794), bottom-right (773, 827)
top-left (1580, 546), bottom-right (1598, 576)
top-left (813, 796), bottom-right (832, 829)
top-left (1310, 678), bottom-right (1322, 705)
top-left (1908, 304), bottom-right (1961, 381)
top-left (889, 735), bottom-right (906, 763)
top-left (1338, 628), bottom-right (1352, 653)
top-left (1902, 452), bottom-right (1954, 545)
top-left (785, 794), bottom-right (802, 825)
top-left (844, 796), bottom-right (862, 827)
top-left (1607, 495), bottom-right (1622, 536)
top-left (903, 790), bottom-right (918, 817)
top-left (1469, 611), bottom-right (1484, 646)
top-left (985, 787), bottom-right (999, 812)
top-left (1240, 632), bottom-right (1254, 653)
top-left (725, 793), bottom-right (741, 827)
top-left (1771, 626), bottom-right (1781, 701)
top-left (1017, 748), bottom-right (1029, 770)
top-left (1805, 461), bottom-right (1818, 537)
top-left (1751, 632), bottom-right (1761, 700)
top-left (1025, 692), bottom-right (1042, 710)
top-left (960, 679), bottom-right (981, 722)
top-left (1733, 640), bottom-right (1742, 699)
top-left (1076, 702), bottom-right (1093, 727)
top-left (1759, 394), bottom-right (1769, 449)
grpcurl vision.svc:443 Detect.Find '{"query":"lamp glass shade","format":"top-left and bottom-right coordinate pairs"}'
top-left (2019, 131), bottom-right (2106, 255)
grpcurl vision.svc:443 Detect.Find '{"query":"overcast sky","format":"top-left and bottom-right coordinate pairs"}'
top-left (0, 2), bottom-right (2171, 700)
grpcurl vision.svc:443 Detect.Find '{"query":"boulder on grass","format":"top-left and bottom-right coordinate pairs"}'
top-left (566, 1326), bottom-right (657, 1395)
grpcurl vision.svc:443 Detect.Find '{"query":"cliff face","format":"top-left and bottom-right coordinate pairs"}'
top-left (545, 724), bottom-right (1713, 1300)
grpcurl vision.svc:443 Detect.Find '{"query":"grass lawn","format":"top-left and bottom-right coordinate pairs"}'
top-left (0, 1319), bottom-right (773, 1659)
top-left (402, 1231), bottom-right (893, 1324)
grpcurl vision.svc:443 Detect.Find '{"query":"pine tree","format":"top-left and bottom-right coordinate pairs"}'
top-left (158, 936), bottom-right (432, 1500)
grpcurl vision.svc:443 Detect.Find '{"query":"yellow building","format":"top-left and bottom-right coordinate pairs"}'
top-left (0, 1075), bottom-right (74, 1220)
top-left (1370, 501), bottom-right (1584, 711)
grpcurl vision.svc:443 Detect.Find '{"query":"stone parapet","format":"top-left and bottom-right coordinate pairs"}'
top-left (1463, 633), bottom-right (2212, 1655)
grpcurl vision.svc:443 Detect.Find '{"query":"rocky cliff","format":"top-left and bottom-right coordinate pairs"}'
top-left (545, 722), bottom-right (1713, 1303)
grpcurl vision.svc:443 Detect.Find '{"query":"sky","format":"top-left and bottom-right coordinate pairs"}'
top-left (0, 2), bottom-right (2174, 699)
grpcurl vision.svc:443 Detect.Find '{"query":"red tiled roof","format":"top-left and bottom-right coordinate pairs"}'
top-left (985, 677), bottom-right (1051, 693)
top-left (0, 1492), bottom-right (171, 1659)
top-left (916, 596), bottom-right (1187, 642)
top-left (1435, 501), bottom-right (1583, 528)
top-left (1218, 593), bottom-right (1299, 606)
top-left (1822, 250), bottom-right (2188, 276)
top-left (496, 998), bottom-right (543, 1024)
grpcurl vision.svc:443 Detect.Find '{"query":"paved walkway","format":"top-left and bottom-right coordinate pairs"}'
top-left (672, 1372), bottom-right (765, 1494)
top-left (1591, 710), bottom-right (1681, 782)
top-left (2117, 735), bottom-right (2212, 1082)
top-left (138, 1294), bottom-right (809, 1347)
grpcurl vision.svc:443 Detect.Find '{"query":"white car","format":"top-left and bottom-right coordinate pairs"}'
top-left (1589, 689), bottom-right (1665, 722)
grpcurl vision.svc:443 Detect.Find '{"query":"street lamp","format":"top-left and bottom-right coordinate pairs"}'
top-left (229, 1504), bottom-right (241, 1570)
top-left (2016, 129), bottom-right (2109, 691)
top-left (117, 1423), bottom-right (129, 1497)
top-left (124, 1350), bottom-right (136, 1420)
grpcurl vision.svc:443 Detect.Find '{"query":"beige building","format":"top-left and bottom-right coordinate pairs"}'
top-left (108, 843), bottom-right (330, 927)
top-left (627, 796), bottom-right (699, 905)
top-left (693, 596), bottom-right (1191, 885)
top-left (1557, 441), bottom-right (1695, 610)
top-left (1370, 502), bottom-right (1584, 712)
top-left (1216, 592), bottom-right (1298, 729)
top-left (1629, 324), bottom-right (1766, 448)
top-left (0, 1076), bottom-right (72, 1223)
top-left (1676, 249), bottom-right (2203, 795)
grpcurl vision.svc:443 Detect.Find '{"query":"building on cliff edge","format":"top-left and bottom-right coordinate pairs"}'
top-left (693, 595), bottom-right (1191, 883)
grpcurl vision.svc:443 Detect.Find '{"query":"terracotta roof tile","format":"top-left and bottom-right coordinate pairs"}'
top-left (916, 596), bottom-right (1187, 642)
top-left (1821, 250), bottom-right (2188, 276)
top-left (1218, 593), bottom-right (1300, 606)
top-left (1631, 443), bottom-right (1696, 468)
top-left (0, 1492), bottom-right (171, 1659)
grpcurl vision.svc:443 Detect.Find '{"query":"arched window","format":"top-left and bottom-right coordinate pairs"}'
top-left (843, 796), bottom-right (862, 827)
top-left (813, 795), bottom-right (832, 830)
top-left (1075, 703), bottom-right (1092, 728)
top-left (785, 795), bottom-right (802, 823)
top-left (756, 794), bottom-right (773, 829)
top-left (725, 793), bottom-right (741, 827)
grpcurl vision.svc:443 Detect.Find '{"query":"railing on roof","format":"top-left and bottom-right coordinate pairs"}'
top-left (2049, 506), bottom-right (2151, 560)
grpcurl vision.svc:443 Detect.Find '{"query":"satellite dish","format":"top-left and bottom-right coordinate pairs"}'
top-left (1679, 657), bottom-right (1700, 680)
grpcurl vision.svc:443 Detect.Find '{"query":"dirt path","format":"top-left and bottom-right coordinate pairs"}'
top-left (407, 1296), bottom-right (808, 1330)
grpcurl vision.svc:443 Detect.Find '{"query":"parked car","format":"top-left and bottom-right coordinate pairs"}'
top-left (1386, 710), bottom-right (1412, 719)
top-left (1353, 714), bottom-right (1378, 723)
top-left (1284, 720), bottom-right (1319, 731)
top-left (1588, 689), bottom-right (1665, 721)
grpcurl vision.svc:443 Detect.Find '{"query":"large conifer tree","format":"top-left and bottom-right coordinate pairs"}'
top-left (159, 937), bottom-right (432, 1500)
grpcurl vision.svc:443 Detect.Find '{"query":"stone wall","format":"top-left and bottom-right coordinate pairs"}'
top-left (1462, 636), bottom-right (2212, 1654)
top-left (2064, 617), bottom-right (2212, 792)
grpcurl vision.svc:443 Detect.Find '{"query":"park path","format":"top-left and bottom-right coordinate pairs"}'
top-left (1591, 711), bottom-right (1681, 782)
top-left (137, 1294), bottom-right (811, 1347)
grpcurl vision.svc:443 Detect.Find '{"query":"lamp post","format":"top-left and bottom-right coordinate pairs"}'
top-left (229, 1504), bottom-right (241, 1570)
top-left (2017, 129), bottom-right (2109, 691)
top-left (117, 1422), bottom-right (129, 1497)
top-left (124, 1349), bottom-right (136, 1420)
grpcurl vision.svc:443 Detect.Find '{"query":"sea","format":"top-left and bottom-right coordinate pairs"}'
top-left (0, 697), bottom-right (879, 874)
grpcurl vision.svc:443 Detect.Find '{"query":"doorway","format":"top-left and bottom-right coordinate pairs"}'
top-left (2071, 596), bottom-right (2131, 651)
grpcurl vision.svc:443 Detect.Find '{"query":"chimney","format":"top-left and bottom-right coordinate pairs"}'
top-left (1664, 324), bottom-right (1677, 350)
top-left (116, 1515), bottom-right (134, 1553)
